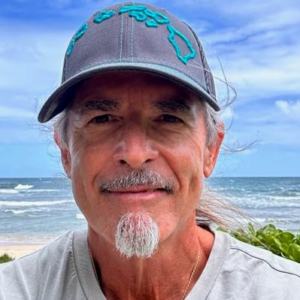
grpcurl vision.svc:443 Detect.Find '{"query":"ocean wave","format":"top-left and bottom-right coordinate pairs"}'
top-left (14, 184), bottom-right (33, 190)
top-left (0, 200), bottom-right (73, 207)
top-left (263, 195), bottom-right (300, 201)
top-left (29, 189), bottom-right (61, 192)
top-left (252, 217), bottom-right (293, 224)
top-left (5, 209), bottom-right (28, 214)
top-left (231, 196), bottom-right (300, 208)
top-left (4, 208), bottom-right (42, 214)
top-left (76, 213), bottom-right (86, 220)
top-left (0, 189), bottom-right (19, 194)
top-left (241, 202), bottom-right (300, 209)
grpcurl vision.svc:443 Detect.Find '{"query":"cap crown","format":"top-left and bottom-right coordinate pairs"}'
top-left (63, 2), bottom-right (215, 96)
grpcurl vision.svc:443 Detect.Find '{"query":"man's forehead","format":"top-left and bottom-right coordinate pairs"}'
top-left (71, 71), bottom-right (199, 108)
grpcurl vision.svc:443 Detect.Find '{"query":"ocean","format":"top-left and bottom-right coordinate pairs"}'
top-left (0, 177), bottom-right (299, 244)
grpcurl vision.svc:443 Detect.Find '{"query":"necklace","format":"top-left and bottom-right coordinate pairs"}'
top-left (87, 245), bottom-right (201, 300)
top-left (180, 248), bottom-right (201, 300)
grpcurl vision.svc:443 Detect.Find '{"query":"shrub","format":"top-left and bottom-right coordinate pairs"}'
top-left (219, 223), bottom-right (300, 263)
top-left (0, 253), bottom-right (14, 264)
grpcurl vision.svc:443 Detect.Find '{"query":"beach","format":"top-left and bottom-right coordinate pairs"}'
top-left (0, 243), bottom-right (47, 259)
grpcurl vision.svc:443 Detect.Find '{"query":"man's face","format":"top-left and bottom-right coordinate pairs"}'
top-left (60, 71), bottom-right (223, 247)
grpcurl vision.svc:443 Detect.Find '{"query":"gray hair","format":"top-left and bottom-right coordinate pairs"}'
top-left (53, 109), bottom-right (69, 150)
top-left (115, 212), bottom-right (160, 258)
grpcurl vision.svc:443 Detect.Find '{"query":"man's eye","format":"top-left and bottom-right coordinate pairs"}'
top-left (90, 115), bottom-right (111, 124)
top-left (160, 115), bottom-right (182, 123)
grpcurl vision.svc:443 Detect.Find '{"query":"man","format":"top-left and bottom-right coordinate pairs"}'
top-left (0, 2), bottom-right (299, 300)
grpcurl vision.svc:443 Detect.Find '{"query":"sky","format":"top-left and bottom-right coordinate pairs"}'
top-left (0, 0), bottom-right (299, 177)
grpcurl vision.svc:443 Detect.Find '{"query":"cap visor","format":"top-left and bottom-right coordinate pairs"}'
top-left (38, 62), bottom-right (220, 123)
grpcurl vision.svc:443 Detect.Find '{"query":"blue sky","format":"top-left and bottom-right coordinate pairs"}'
top-left (0, 0), bottom-right (299, 177)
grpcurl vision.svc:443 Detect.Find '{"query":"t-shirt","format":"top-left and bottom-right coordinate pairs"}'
top-left (0, 229), bottom-right (299, 299)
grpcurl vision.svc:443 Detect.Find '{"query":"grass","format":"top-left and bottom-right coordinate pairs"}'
top-left (0, 253), bottom-right (14, 264)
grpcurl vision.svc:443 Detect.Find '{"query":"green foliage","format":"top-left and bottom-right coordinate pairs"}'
top-left (219, 223), bottom-right (300, 263)
top-left (0, 253), bottom-right (14, 264)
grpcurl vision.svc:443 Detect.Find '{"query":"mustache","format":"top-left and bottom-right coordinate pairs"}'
top-left (99, 170), bottom-right (174, 194)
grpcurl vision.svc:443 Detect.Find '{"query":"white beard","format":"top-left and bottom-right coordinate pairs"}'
top-left (115, 212), bottom-right (160, 258)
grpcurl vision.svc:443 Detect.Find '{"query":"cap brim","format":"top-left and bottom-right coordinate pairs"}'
top-left (38, 62), bottom-right (220, 123)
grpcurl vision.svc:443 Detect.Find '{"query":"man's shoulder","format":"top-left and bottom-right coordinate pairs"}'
top-left (195, 231), bottom-right (300, 299)
top-left (0, 230), bottom-right (75, 272)
top-left (216, 231), bottom-right (300, 299)
top-left (227, 232), bottom-right (300, 277)
top-left (0, 230), bottom-right (87, 300)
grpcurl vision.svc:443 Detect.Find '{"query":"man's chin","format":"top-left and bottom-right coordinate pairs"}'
top-left (115, 212), bottom-right (160, 259)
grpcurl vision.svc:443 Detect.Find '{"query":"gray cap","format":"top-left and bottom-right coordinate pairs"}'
top-left (38, 2), bottom-right (219, 123)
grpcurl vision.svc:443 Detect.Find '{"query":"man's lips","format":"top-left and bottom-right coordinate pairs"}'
top-left (106, 188), bottom-right (166, 193)
top-left (103, 186), bottom-right (168, 200)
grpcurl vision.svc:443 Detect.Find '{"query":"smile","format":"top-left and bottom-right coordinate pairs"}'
top-left (104, 186), bottom-right (168, 201)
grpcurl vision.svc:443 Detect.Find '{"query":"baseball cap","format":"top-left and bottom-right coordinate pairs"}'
top-left (38, 2), bottom-right (220, 123)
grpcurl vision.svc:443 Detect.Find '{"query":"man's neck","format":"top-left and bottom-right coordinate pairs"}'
top-left (88, 222), bottom-right (215, 300)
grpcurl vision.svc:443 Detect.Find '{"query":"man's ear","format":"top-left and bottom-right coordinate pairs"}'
top-left (203, 123), bottom-right (225, 178)
top-left (54, 129), bottom-right (72, 178)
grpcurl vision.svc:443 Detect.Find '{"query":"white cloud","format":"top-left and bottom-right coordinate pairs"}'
top-left (0, 23), bottom-right (71, 93)
top-left (276, 100), bottom-right (300, 119)
top-left (239, 148), bottom-right (257, 155)
top-left (220, 106), bottom-right (235, 120)
top-left (225, 101), bottom-right (300, 148)
top-left (207, 29), bottom-right (300, 103)
top-left (276, 101), bottom-right (291, 114)
top-left (176, 0), bottom-right (299, 19)
top-left (182, 0), bottom-right (300, 105)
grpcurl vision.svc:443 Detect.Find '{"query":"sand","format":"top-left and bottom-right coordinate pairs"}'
top-left (0, 244), bottom-right (47, 259)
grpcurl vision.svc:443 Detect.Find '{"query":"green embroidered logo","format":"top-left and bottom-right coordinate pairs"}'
top-left (119, 5), bottom-right (169, 27)
top-left (145, 19), bottom-right (158, 28)
top-left (67, 22), bottom-right (88, 57)
top-left (94, 10), bottom-right (115, 23)
top-left (119, 5), bottom-right (195, 64)
top-left (167, 24), bottom-right (196, 64)
top-left (66, 5), bottom-right (196, 65)
top-left (128, 10), bottom-right (148, 22)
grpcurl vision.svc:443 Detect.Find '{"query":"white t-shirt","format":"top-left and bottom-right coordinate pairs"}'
top-left (0, 229), bottom-right (299, 299)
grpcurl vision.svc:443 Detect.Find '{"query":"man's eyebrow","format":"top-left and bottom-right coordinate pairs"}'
top-left (77, 99), bottom-right (120, 115)
top-left (152, 98), bottom-right (192, 114)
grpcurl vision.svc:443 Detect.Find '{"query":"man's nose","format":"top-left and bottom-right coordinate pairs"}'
top-left (112, 123), bottom-right (159, 169)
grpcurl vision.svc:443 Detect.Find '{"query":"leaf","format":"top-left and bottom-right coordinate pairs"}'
top-left (264, 224), bottom-right (277, 232)
top-left (277, 232), bottom-right (294, 245)
top-left (279, 243), bottom-right (289, 256)
top-left (248, 223), bottom-right (256, 235)
top-left (264, 234), bottom-right (276, 245)
top-left (293, 235), bottom-right (300, 245)
top-left (289, 245), bottom-right (300, 263)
